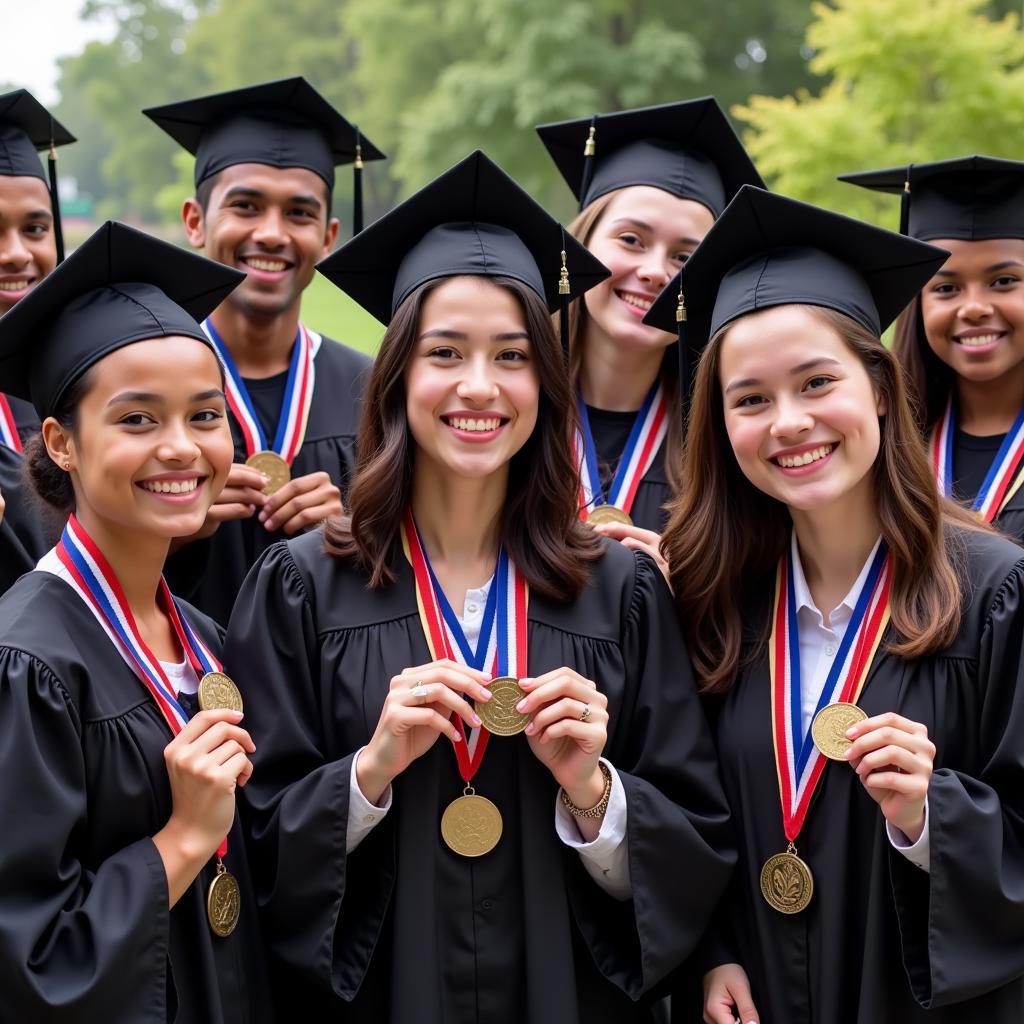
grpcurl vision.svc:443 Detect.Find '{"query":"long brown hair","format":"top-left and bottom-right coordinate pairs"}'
top-left (892, 293), bottom-right (955, 434)
top-left (324, 276), bottom-right (603, 601)
top-left (663, 305), bottom-right (984, 693)
top-left (564, 190), bottom-right (683, 495)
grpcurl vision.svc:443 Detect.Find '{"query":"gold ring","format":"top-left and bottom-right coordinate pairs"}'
top-left (579, 703), bottom-right (592, 723)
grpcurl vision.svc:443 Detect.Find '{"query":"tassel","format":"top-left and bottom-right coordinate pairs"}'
top-left (352, 127), bottom-right (364, 236)
top-left (577, 116), bottom-right (597, 211)
top-left (558, 238), bottom-right (571, 362)
top-left (47, 133), bottom-right (65, 265)
top-left (676, 284), bottom-right (691, 417)
top-left (899, 164), bottom-right (912, 236)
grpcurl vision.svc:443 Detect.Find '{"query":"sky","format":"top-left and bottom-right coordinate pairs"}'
top-left (0, 0), bottom-right (117, 104)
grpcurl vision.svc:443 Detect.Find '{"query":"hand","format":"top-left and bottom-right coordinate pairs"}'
top-left (259, 470), bottom-right (341, 535)
top-left (181, 463), bottom-right (268, 544)
top-left (518, 667), bottom-right (609, 805)
top-left (590, 522), bottom-right (669, 585)
top-left (845, 712), bottom-right (934, 842)
top-left (703, 963), bottom-right (760, 1024)
top-left (357, 659), bottom-right (492, 805)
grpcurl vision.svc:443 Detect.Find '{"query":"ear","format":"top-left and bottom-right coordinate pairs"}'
top-left (41, 416), bottom-right (74, 472)
top-left (875, 386), bottom-right (887, 418)
top-left (182, 197), bottom-right (206, 249)
top-left (322, 216), bottom-right (340, 257)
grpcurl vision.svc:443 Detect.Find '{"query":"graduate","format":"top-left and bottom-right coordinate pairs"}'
top-left (225, 151), bottom-right (734, 1023)
top-left (144, 78), bottom-right (383, 623)
top-left (0, 222), bottom-right (273, 1022)
top-left (842, 157), bottom-right (1024, 542)
top-left (648, 186), bottom-right (1024, 1023)
top-left (535, 99), bottom-right (762, 568)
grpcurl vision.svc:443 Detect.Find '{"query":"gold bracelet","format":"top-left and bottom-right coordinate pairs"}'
top-left (560, 761), bottom-right (612, 819)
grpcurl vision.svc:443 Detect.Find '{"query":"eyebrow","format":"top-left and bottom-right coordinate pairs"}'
top-left (107, 388), bottom-right (226, 406)
top-left (418, 328), bottom-right (531, 342)
top-left (935, 260), bottom-right (1024, 277)
top-left (221, 186), bottom-right (322, 210)
top-left (608, 217), bottom-right (702, 247)
top-left (724, 357), bottom-right (842, 394)
top-left (23, 208), bottom-right (52, 221)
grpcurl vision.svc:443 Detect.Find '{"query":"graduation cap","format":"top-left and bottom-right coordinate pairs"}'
top-left (643, 186), bottom-right (949, 398)
top-left (143, 77), bottom-right (385, 234)
top-left (839, 156), bottom-right (1024, 241)
top-left (0, 221), bottom-right (244, 417)
top-left (0, 89), bottom-right (76, 263)
top-left (536, 98), bottom-right (764, 215)
top-left (316, 150), bottom-right (609, 352)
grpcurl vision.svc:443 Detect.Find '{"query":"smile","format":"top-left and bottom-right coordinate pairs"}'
top-left (0, 278), bottom-right (32, 293)
top-left (772, 443), bottom-right (836, 469)
top-left (954, 332), bottom-right (1003, 348)
top-left (441, 415), bottom-right (507, 433)
top-left (139, 477), bottom-right (201, 494)
top-left (616, 290), bottom-right (653, 312)
top-left (241, 257), bottom-right (290, 273)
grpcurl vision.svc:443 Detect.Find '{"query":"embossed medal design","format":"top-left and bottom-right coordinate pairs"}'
top-left (441, 789), bottom-right (503, 857)
top-left (245, 450), bottom-right (291, 495)
top-left (811, 701), bottom-right (867, 760)
top-left (198, 671), bottom-right (244, 714)
top-left (207, 862), bottom-right (241, 937)
top-left (760, 849), bottom-right (814, 914)
top-left (586, 504), bottom-right (633, 527)
top-left (475, 676), bottom-right (528, 737)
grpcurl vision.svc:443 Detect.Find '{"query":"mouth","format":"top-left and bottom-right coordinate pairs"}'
top-left (136, 475), bottom-right (206, 502)
top-left (953, 330), bottom-right (1005, 352)
top-left (615, 289), bottom-right (655, 317)
top-left (440, 413), bottom-right (510, 441)
top-left (770, 442), bottom-right (838, 473)
top-left (239, 255), bottom-right (293, 278)
top-left (0, 277), bottom-right (35, 299)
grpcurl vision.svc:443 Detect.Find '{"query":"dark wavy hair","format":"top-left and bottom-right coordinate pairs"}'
top-left (324, 276), bottom-right (603, 600)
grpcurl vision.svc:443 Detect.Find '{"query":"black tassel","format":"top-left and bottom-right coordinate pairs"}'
top-left (577, 116), bottom-right (597, 212)
top-left (558, 232), bottom-right (571, 363)
top-left (47, 133), bottom-right (65, 264)
top-left (352, 127), bottom-right (364, 236)
top-left (676, 285), bottom-right (691, 420)
top-left (899, 164), bottom-right (912, 236)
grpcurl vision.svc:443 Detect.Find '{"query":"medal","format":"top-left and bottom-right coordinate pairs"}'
top-left (204, 318), bottom-right (318, 495)
top-left (39, 516), bottom-right (243, 936)
top-left (0, 394), bottom-right (23, 453)
top-left (198, 671), bottom-right (244, 713)
top-left (932, 395), bottom-right (1024, 522)
top-left (440, 787), bottom-right (503, 857)
top-left (475, 676), bottom-right (528, 736)
top-left (575, 381), bottom-right (667, 524)
top-left (765, 537), bottom-right (891, 912)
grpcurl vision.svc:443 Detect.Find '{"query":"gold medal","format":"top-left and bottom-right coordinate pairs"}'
top-left (760, 846), bottom-right (814, 914)
top-left (811, 701), bottom-right (867, 761)
top-left (207, 860), bottom-right (241, 937)
top-left (245, 450), bottom-right (291, 495)
top-left (474, 676), bottom-right (528, 737)
top-left (198, 671), bottom-right (244, 714)
top-left (587, 504), bottom-right (633, 527)
top-left (441, 787), bottom-right (502, 857)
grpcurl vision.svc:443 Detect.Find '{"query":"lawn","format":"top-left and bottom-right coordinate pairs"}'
top-left (301, 274), bottom-right (385, 356)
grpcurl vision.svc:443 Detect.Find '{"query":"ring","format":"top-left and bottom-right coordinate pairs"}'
top-left (579, 703), bottom-right (592, 723)
top-left (411, 682), bottom-right (429, 702)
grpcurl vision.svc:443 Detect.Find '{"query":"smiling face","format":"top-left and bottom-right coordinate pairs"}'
top-left (581, 185), bottom-right (714, 353)
top-left (405, 276), bottom-right (540, 483)
top-left (47, 337), bottom-right (234, 540)
top-left (719, 305), bottom-right (884, 514)
top-left (183, 162), bottom-right (339, 321)
top-left (0, 175), bottom-right (57, 314)
top-left (920, 237), bottom-right (1024, 388)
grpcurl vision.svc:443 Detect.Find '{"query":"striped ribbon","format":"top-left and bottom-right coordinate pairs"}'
top-left (0, 395), bottom-right (23, 453)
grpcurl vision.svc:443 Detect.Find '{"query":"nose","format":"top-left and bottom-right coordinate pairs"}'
top-left (156, 418), bottom-right (203, 464)
top-left (0, 229), bottom-right (32, 271)
top-left (957, 283), bottom-right (994, 321)
top-left (455, 354), bottom-right (500, 404)
top-left (250, 207), bottom-right (288, 249)
top-left (770, 394), bottom-right (814, 440)
top-left (636, 249), bottom-right (671, 291)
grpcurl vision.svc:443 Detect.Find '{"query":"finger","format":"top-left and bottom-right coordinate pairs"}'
top-left (235, 756), bottom-right (255, 788)
top-left (518, 675), bottom-right (605, 715)
top-left (525, 696), bottom-right (607, 735)
top-left (520, 666), bottom-right (591, 690)
top-left (854, 744), bottom-right (929, 778)
top-left (592, 523), bottom-right (662, 545)
top-left (618, 536), bottom-right (661, 562)
top-left (218, 751), bottom-right (253, 789)
top-left (262, 472), bottom-right (330, 514)
top-left (263, 488), bottom-right (339, 532)
top-left (846, 725), bottom-right (932, 761)
top-left (205, 502), bottom-right (257, 523)
top-left (396, 705), bottom-right (463, 742)
top-left (396, 659), bottom-right (490, 683)
top-left (226, 464), bottom-right (270, 490)
top-left (206, 739), bottom-right (247, 767)
top-left (848, 712), bottom-right (928, 741)
top-left (535, 717), bottom-right (605, 748)
top-left (187, 721), bottom-right (255, 756)
top-left (862, 770), bottom-right (930, 797)
top-left (396, 682), bottom-right (482, 730)
top-left (397, 666), bottom-right (493, 700)
top-left (172, 708), bottom-right (244, 744)
top-left (278, 502), bottom-right (339, 537)
top-left (216, 485), bottom-right (268, 506)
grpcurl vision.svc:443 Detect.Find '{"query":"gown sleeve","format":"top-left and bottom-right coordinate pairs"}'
top-left (891, 556), bottom-right (1024, 1007)
top-left (566, 552), bottom-right (736, 999)
top-left (0, 649), bottom-right (172, 1023)
top-left (225, 543), bottom-right (394, 1003)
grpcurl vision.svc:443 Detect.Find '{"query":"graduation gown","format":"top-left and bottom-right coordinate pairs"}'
top-left (698, 529), bottom-right (1024, 1023)
top-left (0, 570), bottom-right (273, 1024)
top-left (585, 404), bottom-right (672, 533)
top-left (0, 443), bottom-right (49, 595)
top-left (952, 427), bottom-right (1024, 544)
top-left (6, 393), bottom-right (40, 441)
top-left (165, 335), bottom-right (371, 625)
top-left (225, 532), bottom-right (734, 1024)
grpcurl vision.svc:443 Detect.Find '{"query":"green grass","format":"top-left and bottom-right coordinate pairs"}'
top-left (300, 274), bottom-right (385, 355)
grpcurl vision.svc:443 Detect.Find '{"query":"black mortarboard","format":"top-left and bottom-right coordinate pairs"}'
top-left (536, 98), bottom-right (764, 215)
top-left (839, 156), bottom-right (1024, 241)
top-left (0, 89), bottom-right (76, 262)
top-left (643, 186), bottom-right (948, 396)
top-left (316, 150), bottom-right (609, 352)
top-left (143, 78), bottom-right (385, 234)
top-left (0, 222), bottom-right (243, 417)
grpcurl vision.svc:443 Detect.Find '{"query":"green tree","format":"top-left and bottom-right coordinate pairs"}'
top-left (735, 0), bottom-right (1024, 226)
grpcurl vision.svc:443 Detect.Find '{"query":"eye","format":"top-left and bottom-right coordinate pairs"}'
top-left (673, 250), bottom-right (693, 265)
top-left (24, 223), bottom-right (49, 237)
top-left (992, 274), bottom-right (1019, 288)
top-left (618, 232), bottom-right (642, 247)
top-left (229, 199), bottom-right (257, 212)
top-left (192, 408), bottom-right (225, 423)
top-left (735, 393), bottom-right (766, 409)
top-left (804, 375), bottom-right (836, 393)
top-left (428, 346), bottom-right (460, 360)
top-left (289, 207), bottom-right (317, 220)
top-left (931, 282), bottom-right (958, 295)
top-left (497, 348), bottom-right (529, 362)
top-left (120, 412), bottom-right (156, 427)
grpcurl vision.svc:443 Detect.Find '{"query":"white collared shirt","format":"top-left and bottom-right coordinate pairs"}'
top-left (789, 534), bottom-right (929, 871)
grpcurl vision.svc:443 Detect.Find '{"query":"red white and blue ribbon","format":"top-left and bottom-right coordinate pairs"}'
top-left (769, 540), bottom-right (891, 844)
top-left (400, 508), bottom-right (528, 775)
top-left (931, 396), bottom-right (1024, 522)
top-left (0, 395), bottom-right (23, 453)
top-left (203, 318), bottom-right (319, 462)
top-left (575, 381), bottom-right (668, 519)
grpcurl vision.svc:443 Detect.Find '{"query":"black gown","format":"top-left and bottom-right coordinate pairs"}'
top-left (6, 393), bottom-right (40, 440)
top-left (585, 404), bottom-right (672, 533)
top-left (0, 570), bottom-right (273, 1024)
top-left (953, 427), bottom-right (1024, 544)
top-left (165, 335), bottom-right (371, 625)
top-left (225, 531), bottom-right (734, 1024)
top-left (0, 443), bottom-right (50, 595)
top-left (697, 528), bottom-right (1024, 1023)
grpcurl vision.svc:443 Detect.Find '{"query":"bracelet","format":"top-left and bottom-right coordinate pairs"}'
top-left (560, 761), bottom-right (612, 819)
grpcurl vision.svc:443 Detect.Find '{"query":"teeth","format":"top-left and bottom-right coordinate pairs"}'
top-left (245, 258), bottom-right (288, 272)
top-left (0, 280), bottom-right (29, 292)
top-left (141, 478), bottom-right (200, 494)
top-left (958, 333), bottom-right (1000, 347)
top-left (618, 291), bottom-right (652, 311)
top-left (448, 416), bottom-right (501, 432)
top-left (776, 444), bottom-right (834, 469)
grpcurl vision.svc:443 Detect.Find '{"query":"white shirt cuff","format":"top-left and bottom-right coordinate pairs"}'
top-left (555, 758), bottom-right (632, 900)
top-left (346, 747), bottom-right (392, 854)
top-left (886, 798), bottom-right (930, 872)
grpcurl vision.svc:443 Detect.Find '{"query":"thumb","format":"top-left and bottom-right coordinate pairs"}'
top-left (730, 978), bottom-right (760, 1024)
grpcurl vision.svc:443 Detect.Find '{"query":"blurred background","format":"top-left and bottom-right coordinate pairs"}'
top-left (5, 0), bottom-right (1024, 351)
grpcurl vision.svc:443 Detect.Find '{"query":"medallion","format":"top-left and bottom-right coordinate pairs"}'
top-left (760, 849), bottom-right (814, 914)
top-left (475, 676), bottom-right (529, 737)
top-left (207, 861), bottom-right (241, 937)
top-left (811, 701), bottom-right (867, 761)
top-left (198, 671), bottom-right (244, 714)
top-left (246, 450), bottom-right (291, 495)
top-left (441, 788), bottom-right (503, 857)
top-left (586, 504), bottom-right (633, 527)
